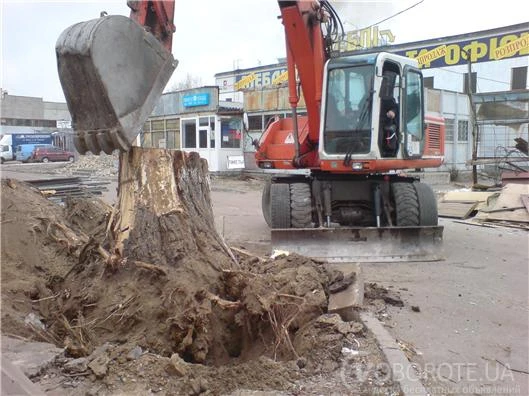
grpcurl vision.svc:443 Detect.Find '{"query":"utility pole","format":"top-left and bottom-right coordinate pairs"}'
top-left (462, 49), bottom-right (479, 185)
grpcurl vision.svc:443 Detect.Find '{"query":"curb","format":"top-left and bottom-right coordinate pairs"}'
top-left (360, 312), bottom-right (428, 396)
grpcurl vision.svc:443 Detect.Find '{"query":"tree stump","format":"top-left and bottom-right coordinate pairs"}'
top-left (112, 147), bottom-right (237, 283)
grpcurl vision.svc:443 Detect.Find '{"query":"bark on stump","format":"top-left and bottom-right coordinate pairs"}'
top-left (112, 147), bottom-right (237, 283)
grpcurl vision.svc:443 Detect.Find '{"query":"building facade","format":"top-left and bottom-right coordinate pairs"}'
top-left (215, 22), bottom-right (529, 173)
top-left (142, 86), bottom-right (245, 172)
top-left (0, 90), bottom-right (74, 149)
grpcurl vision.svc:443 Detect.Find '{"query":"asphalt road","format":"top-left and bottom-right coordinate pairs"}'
top-left (2, 164), bottom-right (528, 395)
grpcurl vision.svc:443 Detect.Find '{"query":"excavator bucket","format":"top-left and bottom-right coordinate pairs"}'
top-left (56, 15), bottom-right (177, 155)
top-left (271, 226), bottom-right (444, 263)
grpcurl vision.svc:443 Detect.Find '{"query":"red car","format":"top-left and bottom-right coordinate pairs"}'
top-left (31, 146), bottom-right (75, 163)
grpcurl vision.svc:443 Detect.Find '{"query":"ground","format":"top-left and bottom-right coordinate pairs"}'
top-left (0, 161), bottom-right (401, 395)
top-left (1, 158), bottom-right (528, 395)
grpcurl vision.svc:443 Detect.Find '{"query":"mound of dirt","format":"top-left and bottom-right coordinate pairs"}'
top-left (1, 176), bottom-right (396, 394)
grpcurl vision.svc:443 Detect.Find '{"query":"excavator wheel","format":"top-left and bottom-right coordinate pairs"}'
top-left (290, 183), bottom-right (312, 228)
top-left (391, 182), bottom-right (420, 226)
top-left (414, 182), bottom-right (438, 226)
top-left (270, 183), bottom-right (291, 228)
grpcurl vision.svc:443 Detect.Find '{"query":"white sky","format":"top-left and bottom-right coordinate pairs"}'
top-left (1, 0), bottom-right (527, 102)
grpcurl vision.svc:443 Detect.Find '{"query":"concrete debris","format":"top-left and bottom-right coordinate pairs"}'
top-left (169, 353), bottom-right (188, 377)
top-left (88, 353), bottom-right (110, 378)
top-left (24, 313), bottom-right (45, 331)
top-left (1, 336), bottom-right (64, 378)
top-left (64, 357), bottom-right (89, 373)
top-left (1, 355), bottom-right (46, 396)
top-left (336, 321), bottom-right (364, 335)
top-left (55, 152), bottom-right (119, 179)
top-left (126, 345), bottom-right (143, 361)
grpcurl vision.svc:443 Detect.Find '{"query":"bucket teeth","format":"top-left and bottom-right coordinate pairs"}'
top-left (72, 129), bottom-right (132, 155)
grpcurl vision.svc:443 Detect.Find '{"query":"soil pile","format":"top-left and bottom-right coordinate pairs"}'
top-left (1, 176), bottom-right (396, 395)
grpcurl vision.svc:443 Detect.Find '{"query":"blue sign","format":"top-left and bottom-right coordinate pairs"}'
top-left (183, 93), bottom-right (210, 107)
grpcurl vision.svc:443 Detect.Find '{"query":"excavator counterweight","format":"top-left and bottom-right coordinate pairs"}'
top-left (56, 15), bottom-right (177, 154)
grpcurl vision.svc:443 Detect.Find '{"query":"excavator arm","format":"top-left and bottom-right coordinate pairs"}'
top-left (56, 0), bottom-right (177, 155)
top-left (56, 0), bottom-right (336, 157)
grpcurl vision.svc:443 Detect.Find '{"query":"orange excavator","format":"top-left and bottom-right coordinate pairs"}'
top-left (56, 0), bottom-right (445, 262)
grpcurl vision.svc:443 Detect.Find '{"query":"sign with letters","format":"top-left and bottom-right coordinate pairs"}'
top-left (338, 26), bottom-right (528, 69)
top-left (183, 93), bottom-right (210, 107)
top-left (234, 67), bottom-right (288, 91)
top-left (227, 155), bottom-right (245, 169)
top-left (396, 31), bottom-right (528, 69)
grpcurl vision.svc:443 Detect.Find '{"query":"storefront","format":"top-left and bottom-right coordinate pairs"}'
top-left (143, 87), bottom-right (244, 172)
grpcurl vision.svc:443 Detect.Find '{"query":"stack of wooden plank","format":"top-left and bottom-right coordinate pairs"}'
top-left (438, 184), bottom-right (529, 230)
top-left (438, 190), bottom-right (499, 220)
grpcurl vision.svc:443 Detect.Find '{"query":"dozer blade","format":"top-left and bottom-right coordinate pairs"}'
top-left (271, 226), bottom-right (444, 263)
top-left (56, 15), bottom-right (177, 155)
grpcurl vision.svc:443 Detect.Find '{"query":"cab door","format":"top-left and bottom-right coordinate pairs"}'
top-left (402, 65), bottom-right (425, 158)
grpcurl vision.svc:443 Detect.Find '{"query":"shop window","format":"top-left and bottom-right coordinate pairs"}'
top-left (424, 77), bottom-right (434, 89)
top-left (152, 131), bottom-right (165, 148)
top-left (151, 119), bottom-right (164, 131)
top-left (263, 114), bottom-right (278, 130)
top-left (143, 121), bottom-right (151, 133)
top-left (445, 118), bottom-right (455, 142)
top-left (166, 118), bottom-right (179, 149)
top-left (166, 119), bottom-right (178, 129)
top-left (199, 117), bottom-right (209, 127)
top-left (457, 120), bottom-right (468, 142)
top-left (199, 129), bottom-right (208, 148)
top-left (247, 115), bottom-right (262, 131)
top-left (182, 119), bottom-right (197, 148)
top-left (512, 66), bottom-right (527, 90)
top-left (221, 117), bottom-right (242, 148)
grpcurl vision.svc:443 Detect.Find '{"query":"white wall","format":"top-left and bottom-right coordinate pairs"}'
top-left (423, 57), bottom-right (528, 93)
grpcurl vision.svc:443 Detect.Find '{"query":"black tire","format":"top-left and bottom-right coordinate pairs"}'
top-left (0, 158), bottom-right (4, 164)
top-left (68, 156), bottom-right (75, 162)
top-left (261, 180), bottom-right (272, 227)
top-left (414, 182), bottom-right (438, 226)
top-left (42, 157), bottom-right (49, 163)
top-left (392, 182), bottom-right (420, 226)
top-left (270, 183), bottom-right (291, 229)
top-left (290, 183), bottom-right (312, 228)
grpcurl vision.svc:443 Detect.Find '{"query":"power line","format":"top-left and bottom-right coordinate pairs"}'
top-left (359, 0), bottom-right (425, 31)
top-left (434, 67), bottom-right (510, 85)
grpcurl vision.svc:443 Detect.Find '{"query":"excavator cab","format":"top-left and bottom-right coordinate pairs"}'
top-left (56, 9), bottom-right (177, 155)
top-left (320, 53), bottom-right (426, 163)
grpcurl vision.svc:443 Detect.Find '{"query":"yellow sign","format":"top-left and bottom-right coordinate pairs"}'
top-left (234, 73), bottom-right (256, 90)
top-left (403, 31), bottom-right (529, 68)
top-left (338, 25), bottom-right (396, 52)
top-left (416, 45), bottom-right (447, 66)
top-left (494, 35), bottom-right (529, 59)
top-left (272, 71), bottom-right (288, 85)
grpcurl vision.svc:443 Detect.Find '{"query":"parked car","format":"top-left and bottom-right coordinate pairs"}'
top-left (15, 144), bottom-right (54, 162)
top-left (31, 146), bottom-right (75, 163)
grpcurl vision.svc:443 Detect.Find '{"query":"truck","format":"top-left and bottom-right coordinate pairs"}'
top-left (0, 133), bottom-right (53, 164)
top-left (55, 0), bottom-right (445, 262)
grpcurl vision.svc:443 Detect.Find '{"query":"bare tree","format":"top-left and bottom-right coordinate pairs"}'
top-left (170, 73), bottom-right (203, 91)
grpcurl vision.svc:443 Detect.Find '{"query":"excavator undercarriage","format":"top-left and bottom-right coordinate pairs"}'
top-left (263, 175), bottom-right (443, 262)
